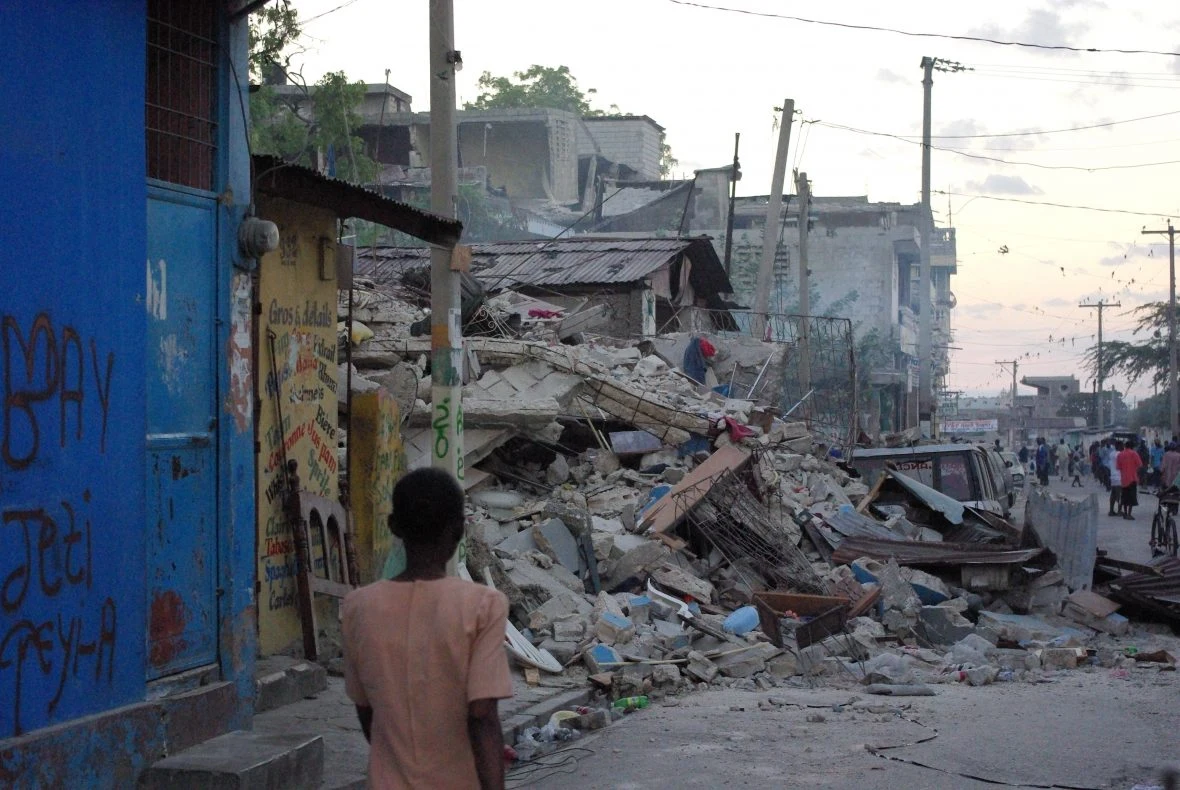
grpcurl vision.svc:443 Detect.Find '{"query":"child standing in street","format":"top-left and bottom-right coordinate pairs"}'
top-left (342, 468), bottom-right (512, 789)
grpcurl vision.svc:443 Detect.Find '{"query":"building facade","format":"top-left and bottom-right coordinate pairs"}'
top-left (1, 2), bottom-right (257, 784)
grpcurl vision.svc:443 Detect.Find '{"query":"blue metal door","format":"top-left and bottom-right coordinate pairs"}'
top-left (145, 188), bottom-right (220, 679)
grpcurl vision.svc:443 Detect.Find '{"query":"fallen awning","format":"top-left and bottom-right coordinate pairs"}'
top-left (886, 470), bottom-right (965, 525)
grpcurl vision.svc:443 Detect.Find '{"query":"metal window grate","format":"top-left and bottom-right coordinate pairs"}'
top-left (146, 0), bottom-right (218, 190)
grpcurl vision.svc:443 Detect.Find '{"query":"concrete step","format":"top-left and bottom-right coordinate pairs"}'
top-left (255, 656), bottom-right (328, 713)
top-left (141, 730), bottom-right (323, 789)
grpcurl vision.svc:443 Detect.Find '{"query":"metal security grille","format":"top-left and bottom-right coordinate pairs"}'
top-left (146, 0), bottom-right (218, 190)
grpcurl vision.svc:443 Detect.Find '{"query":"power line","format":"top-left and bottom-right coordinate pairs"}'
top-left (934, 191), bottom-right (1174, 219)
top-left (814, 120), bottom-right (1180, 172)
top-left (839, 108), bottom-right (1180, 140)
top-left (664, 0), bottom-right (1180, 58)
top-left (301, 0), bottom-right (362, 24)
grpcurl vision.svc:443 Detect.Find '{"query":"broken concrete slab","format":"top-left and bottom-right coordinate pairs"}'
top-left (650, 565), bottom-right (715, 604)
top-left (716, 644), bottom-right (780, 678)
top-left (916, 605), bottom-right (976, 647)
top-left (532, 518), bottom-right (581, 573)
top-left (603, 541), bottom-right (671, 591)
top-left (528, 593), bottom-right (590, 630)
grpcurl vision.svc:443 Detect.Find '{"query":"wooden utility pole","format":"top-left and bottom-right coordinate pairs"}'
top-left (1080, 300), bottom-right (1121, 432)
top-left (753, 100), bottom-right (794, 339)
top-left (996, 359), bottom-right (1018, 449)
top-left (722, 132), bottom-right (740, 277)
top-left (796, 170), bottom-right (812, 408)
top-left (1143, 221), bottom-right (1177, 438)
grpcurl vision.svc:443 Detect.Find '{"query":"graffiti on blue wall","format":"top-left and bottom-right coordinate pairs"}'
top-left (1, 312), bottom-right (131, 737)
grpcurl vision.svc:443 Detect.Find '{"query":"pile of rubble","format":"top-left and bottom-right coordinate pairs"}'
top-left (334, 277), bottom-right (1178, 758)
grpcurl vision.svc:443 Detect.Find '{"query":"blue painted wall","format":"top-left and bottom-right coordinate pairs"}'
top-left (0, 2), bottom-right (148, 738)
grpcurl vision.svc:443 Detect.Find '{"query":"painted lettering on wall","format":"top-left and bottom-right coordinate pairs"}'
top-left (1, 313), bottom-right (118, 737)
top-left (254, 205), bottom-right (341, 654)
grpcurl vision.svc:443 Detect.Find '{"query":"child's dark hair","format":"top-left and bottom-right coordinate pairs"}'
top-left (390, 468), bottom-right (465, 546)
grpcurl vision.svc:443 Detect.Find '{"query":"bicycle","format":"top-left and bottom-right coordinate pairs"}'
top-left (1150, 489), bottom-right (1180, 557)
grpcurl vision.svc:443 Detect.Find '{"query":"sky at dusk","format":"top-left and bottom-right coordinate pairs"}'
top-left (288, 0), bottom-right (1180, 403)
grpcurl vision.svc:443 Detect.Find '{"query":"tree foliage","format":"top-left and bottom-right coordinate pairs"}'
top-left (466, 65), bottom-right (599, 114)
top-left (248, 0), bottom-right (302, 82)
top-left (1083, 302), bottom-right (1180, 389)
top-left (247, 5), bottom-right (377, 184)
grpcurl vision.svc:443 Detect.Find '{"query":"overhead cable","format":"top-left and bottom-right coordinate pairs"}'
top-left (665, 0), bottom-right (1180, 58)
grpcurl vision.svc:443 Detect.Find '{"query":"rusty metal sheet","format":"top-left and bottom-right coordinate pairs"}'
top-left (831, 537), bottom-right (1044, 567)
top-left (1108, 557), bottom-right (1180, 622)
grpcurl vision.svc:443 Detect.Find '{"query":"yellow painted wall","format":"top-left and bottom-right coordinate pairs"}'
top-left (349, 389), bottom-right (407, 582)
top-left (256, 196), bottom-right (340, 656)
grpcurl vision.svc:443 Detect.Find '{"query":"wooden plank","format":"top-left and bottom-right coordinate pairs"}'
top-left (638, 446), bottom-right (751, 535)
top-left (854, 471), bottom-right (888, 514)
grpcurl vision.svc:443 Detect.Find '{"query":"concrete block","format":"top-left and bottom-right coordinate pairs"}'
top-left (1040, 648), bottom-right (1080, 670)
top-left (652, 664), bottom-right (682, 685)
top-left (584, 644), bottom-right (622, 674)
top-left (160, 682), bottom-right (238, 755)
top-left (538, 638), bottom-right (579, 665)
top-left (547, 455), bottom-right (571, 485)
top-left (685, 651), bottom-right (719, 683)
top-left (628, 595), bottom-right (652, 625)
top-left (142, 731), bottom-right (323, 790)
top-left (552, 619), bottom-right (586, 642)
top-left (255, 661), bottom-right (328, 714)
top-left (596, 611), bottom-right (636, 645)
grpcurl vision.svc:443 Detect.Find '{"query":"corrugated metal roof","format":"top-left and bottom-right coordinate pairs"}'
top-left (252, 155), bottom-right (462, 246)
top-left (355, 236), bottom-right (734, 295)
top-left (831, 538), bottom-right (1044, 567)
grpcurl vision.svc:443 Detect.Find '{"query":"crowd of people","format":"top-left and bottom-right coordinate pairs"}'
top-left (1012, 435), bottom-right (1180, 521)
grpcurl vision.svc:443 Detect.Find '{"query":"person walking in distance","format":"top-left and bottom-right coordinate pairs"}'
top-left (1070, 446), bottom-right (1084, 488)
top-left (1107, 440), bottom-right (1124, 518)
top-left (1035, 438), bottom-right (1050, 486)
top-left (342, 468), bottom-right (513, 789)
top-left (1162, 442), bottom-right (1180, 492)
top-left (1116, 440), bottom-right (1144, 520)
top-left (1055, 439), bottom-right (1071, 482)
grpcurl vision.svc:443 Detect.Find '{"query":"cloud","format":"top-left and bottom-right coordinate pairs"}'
top-left (1172, 48), bottom-right (1180, 75)
top-left (958, 302), bottom-right (1003, 318)
top-left (938, 118), bottom-right (985, 138)
top-left (876, 68), bottom-right (905, 84)
top-left (1099, 242), bottom-right (1158, 266)
top-left (965, 174), bottom-right (1044, 195)
top-left (1042, 297), bottom-right (1072, 307)
top-left (970, 9), bottom-right (1089, 47)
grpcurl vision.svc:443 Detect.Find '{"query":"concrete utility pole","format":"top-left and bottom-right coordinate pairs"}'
top-left (722, 132), bottom-right (740, 277)
top-left (996, 359), bottom-right (1018, 449)
top-left (918, 57), bottom-right (935, 430)
top-left (1143, 221), bottom-right (1177, 438)
top-left (918, 57), bottom-right (969, 434)
top-left (1080, 299), bottom-right (1121, 432)
top-left (429, 0), bottom-right (463, 480)
top-left (753, 100), bottom-right (794, 339)
top-left (796, 170), bottom-right (812, 408)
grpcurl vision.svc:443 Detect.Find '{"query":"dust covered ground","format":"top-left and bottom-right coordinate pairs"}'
top-left (515, 656), bottom-right (1179, 790)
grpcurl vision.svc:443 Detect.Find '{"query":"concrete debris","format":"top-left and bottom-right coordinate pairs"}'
top-left (328, 280), bottom-right (1174, 716)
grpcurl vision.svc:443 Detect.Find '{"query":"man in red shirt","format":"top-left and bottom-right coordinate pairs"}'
top-left (1115, 442), bottom-right (1144, 520)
